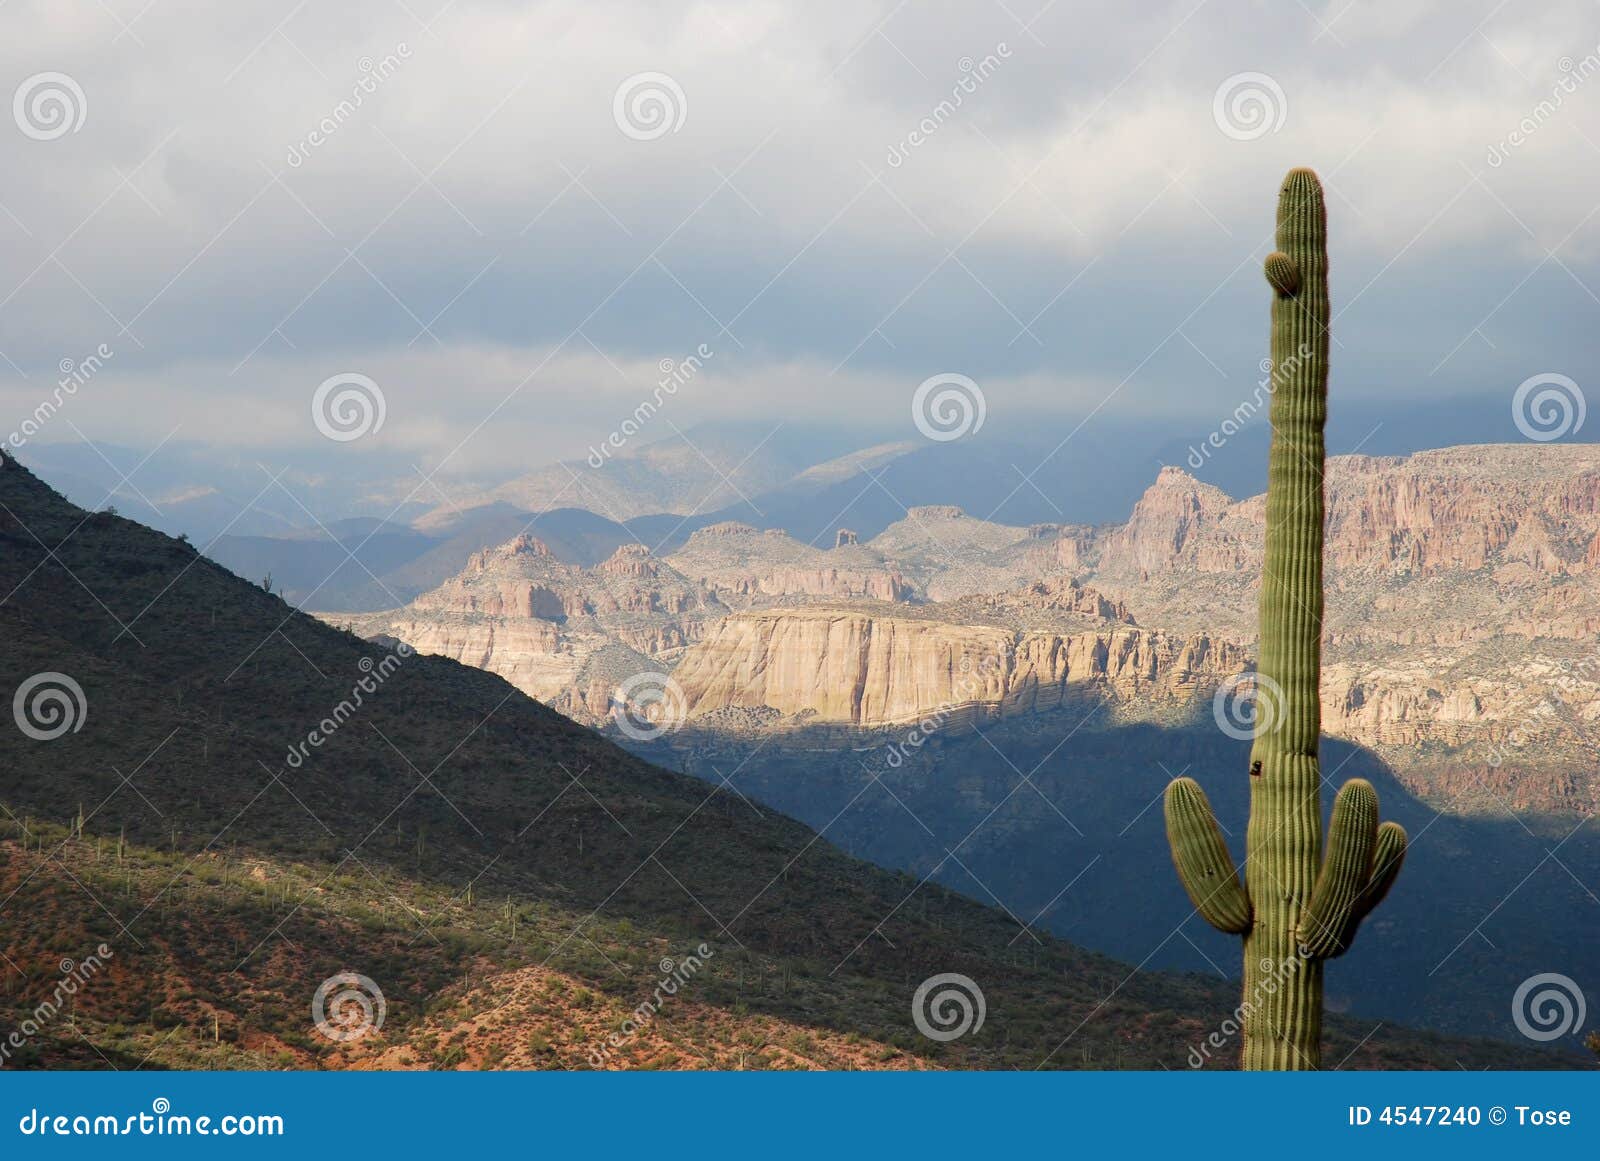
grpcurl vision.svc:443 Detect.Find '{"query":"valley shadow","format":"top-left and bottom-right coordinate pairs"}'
top-left (634, 709), bottom-right (1600, 1049)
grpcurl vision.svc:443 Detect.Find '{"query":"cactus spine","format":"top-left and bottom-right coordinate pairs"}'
top-left (1163, 168), bottom-right (1408, 1070)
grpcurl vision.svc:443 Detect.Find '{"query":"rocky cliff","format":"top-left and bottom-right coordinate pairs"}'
top-left (414, 534), bottom-right (719, 619)
top-left (666, 522), bottom-right (913, 603)
top-left (670, 605), bottom-right (1245, 729)
top-left (1078, 449), bottom-right (1600, 620)
top-left (335, 445), bottom-right (1600, 815)
top-left (1065, 445), bottom-right (1600, 812)
top-left (338, 534), bottom-right (724, 710)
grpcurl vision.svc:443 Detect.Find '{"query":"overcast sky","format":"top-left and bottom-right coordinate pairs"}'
top-left (2, 0), bottom-right (1598, 484)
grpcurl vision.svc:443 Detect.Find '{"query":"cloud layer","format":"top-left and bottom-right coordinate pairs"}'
top-left (2, 0), bottom-right (1598, 478)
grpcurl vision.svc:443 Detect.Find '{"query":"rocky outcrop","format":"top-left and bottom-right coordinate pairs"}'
top-left (1056, 446), bottom-right (1600, 810)
top-left (414, 534), bottom-right (720, 621)
top-left (1093, 447), bottom-right (1600, 584)
top-left (1049, 526), bottom-right (1096, 572)
top-left (694, 521), bottom-right (763, 539)
top-left (668, 523), bottom-right (914, 603)
top-left (1098, 466), bottom-right (1246, 576)
top-left (866, 507), bottom-right (1041, 601)
top-left (1009, 577), bottom-right (1135, 623)
top-left (380, 614), bottom-right (577, 704)
top-left (341, 534), bottom-right (722, 711)
top-left (713, 566), bottom-right (913, 603)
top-left (350, 444), bottom-right (1600, 815)
top-left (670, 607), bottom-right (1245, 728)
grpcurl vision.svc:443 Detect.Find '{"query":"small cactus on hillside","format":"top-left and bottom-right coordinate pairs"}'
top-left (1162, 168), bottom-right (1408, 1070)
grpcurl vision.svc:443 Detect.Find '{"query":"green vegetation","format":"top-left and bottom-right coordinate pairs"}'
top-left (1164, 169), bottom-right (1408, 1070)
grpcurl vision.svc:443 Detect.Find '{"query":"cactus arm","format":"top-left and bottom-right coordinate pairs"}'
top-left (1320, 820), bottom-right (1408, 958)
top-left (1296, 778), bottom-right (1378, 959)
top-left (1357, 820), bottom-right (1407, 918)
top-left (1264, 251), bottom-right (1300, 297)
top-left (1164, 777), bottom-right (1252, 934)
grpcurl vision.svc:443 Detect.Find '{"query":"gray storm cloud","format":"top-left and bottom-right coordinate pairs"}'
top-left (0, 0), bottom-right (1596, 472)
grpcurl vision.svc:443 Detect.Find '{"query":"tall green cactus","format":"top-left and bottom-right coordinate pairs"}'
top-left (1163, 168), bottom-right (1408, 1070)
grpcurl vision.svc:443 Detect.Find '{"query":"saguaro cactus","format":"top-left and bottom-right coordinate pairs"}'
top-left (1163, 168), bottom-right (1408, 1070)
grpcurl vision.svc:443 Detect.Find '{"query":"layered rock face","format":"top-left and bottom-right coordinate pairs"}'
top-left (662, 446), bottom-right (1600, 811)
top-left (382, 614), bottom-right (574, 703)
top-left (341, 534), bottom-right (724, 709)
top-left (415, 535), bottom-right (717, 619)
top-left (1082, 447), bottom-right (1600, 633)
top-left (1065, 445), bottom-right (1600, 811)
top-left (338, 444), bottom-right (1599, 814)
top-left (670, 606), bottom-right (1244, 728)
top-left (1098, 467), bottom-right (1248, 576)
top-left (978, 576), bottom-right (1136, 624)
top-left (1093, 446), bottom-right (1600, 597)
top-left (667, 522), bottom-right (914, 603)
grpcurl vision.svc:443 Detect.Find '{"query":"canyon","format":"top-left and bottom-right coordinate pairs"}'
top-left (330, 443), bottom-right (1600, 816)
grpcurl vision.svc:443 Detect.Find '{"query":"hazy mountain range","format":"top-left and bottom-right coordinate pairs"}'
top-left (14, 385), bottom-right (1585, 588)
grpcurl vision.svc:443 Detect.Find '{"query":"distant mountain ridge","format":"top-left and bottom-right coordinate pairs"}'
top-left (335, 442), bottom-right (1600, 817)
top-left (28, 432), bottom-right (1600, 816)
top-left (419, 423), bottom-right (878, 526)
top-left (1073, 444), bottom-right (1600, 814)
